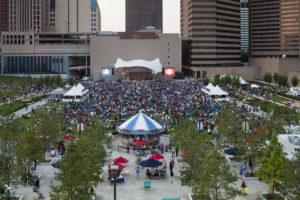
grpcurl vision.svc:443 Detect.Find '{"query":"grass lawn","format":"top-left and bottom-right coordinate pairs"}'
top-left (0, 75), bottom-right (34, 100)
top-left (271, 95), bottom-right (289, 104)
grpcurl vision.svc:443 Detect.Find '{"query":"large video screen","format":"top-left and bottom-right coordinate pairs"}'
top-left (101, 67), bottom-right (113, 77)
top-left (164, 67), bottom-right (175, 77)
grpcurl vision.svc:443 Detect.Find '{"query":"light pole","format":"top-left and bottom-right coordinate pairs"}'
top-left (110, 165), bottom-right (118, 200)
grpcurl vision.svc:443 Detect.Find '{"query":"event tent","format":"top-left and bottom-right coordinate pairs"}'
top-left (114, 58), bottom-right (162, 74)
top-left (239, 77), bottom-right (247, 85)
top-left (63, 83), bottom-right (89, 102)
top-left (117, 112), bottom-right (165, 135)
top-left (201, 84), bottom-right (228, 96)
top-left (250, 84), bottom-right (260, 89)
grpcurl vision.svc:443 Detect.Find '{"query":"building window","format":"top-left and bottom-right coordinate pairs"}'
top-left (197, 71), bottom-right (201, 78)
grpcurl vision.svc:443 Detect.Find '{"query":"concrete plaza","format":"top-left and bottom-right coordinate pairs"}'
top-left (15, 135), bottom-right (269, 200)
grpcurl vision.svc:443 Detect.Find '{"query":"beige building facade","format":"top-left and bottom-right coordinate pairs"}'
top-left (49, 0), bottom-right (101, 33)
top-left (90, 32), bottom-right (181, 81)
top-left (249, 0), bottom-right (300, 85)
top-left (180, 0), bottom-right (241, 79)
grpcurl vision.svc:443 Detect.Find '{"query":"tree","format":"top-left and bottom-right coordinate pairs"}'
top-left (232, 76), bottom-right (241, 86)
top-left (278, 75), bottom-right (288, 87)
top-left (214, 74), bottom-right (221, 85)
top-left (263, 73), bottom-right (273, 84)
top-left (256, 133), bottom-right (286, 197)
top-left (277, 154), bottom-right (300, 200)
top-left (15, 130), bottom-right (45, 184)
top-left (179, 130), bottom-right (241, 200)
top-left (0, 121), bottom-right (19, 200)
top-left (50, 128), bottom-right (110, 200)
top-left (291, 76), bottom-right (299, 87)
top-left (241, 51), bottom-right (248, 62)
top-left (273, 73), bottom-right (279, 85)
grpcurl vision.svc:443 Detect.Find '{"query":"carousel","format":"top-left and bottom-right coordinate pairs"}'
top-left (117, 112), bottom-right (165, 150)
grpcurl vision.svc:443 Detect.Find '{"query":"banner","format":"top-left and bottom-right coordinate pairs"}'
top-left (77, 123), bottom-right (84, 132)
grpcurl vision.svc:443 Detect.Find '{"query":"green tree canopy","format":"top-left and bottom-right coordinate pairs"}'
top-left (291, 76), bottom-right (299, 87)
top-left (263, 73), bottom-right (273, 84)
top-left (256, 133), bottom-right (287, 197)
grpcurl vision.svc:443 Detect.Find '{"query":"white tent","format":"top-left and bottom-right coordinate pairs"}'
top-left (114, 58), bottom-right (162, 74)
top-left (250, 84), bottom-right (260, 88)
top-left (63, 83), bottom-right (89, 102)
top-left (206, 83), bottom-right (215, 90)
top-left (201, 84), bottom-right (228, 96)
top-left (239, 77), bottom-right (247, 85)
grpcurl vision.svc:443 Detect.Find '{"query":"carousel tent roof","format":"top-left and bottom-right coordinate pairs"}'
top-left (117, 112), bottom-right (164, 135)
top-left (114, 58), bottom-right (162, 74)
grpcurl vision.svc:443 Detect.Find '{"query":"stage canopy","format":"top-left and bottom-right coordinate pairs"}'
top-left (64, 83), bottom-right (88, 97)
top-left (117, 112), bottom-right (164, 135)
top-left (114, 58), bottom-right (162, 74)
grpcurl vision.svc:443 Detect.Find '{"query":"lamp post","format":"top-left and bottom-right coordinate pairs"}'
top-left (110, 165), bottom-right (119, 200)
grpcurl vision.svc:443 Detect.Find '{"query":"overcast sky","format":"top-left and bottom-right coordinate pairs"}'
top-left (97, 0), bottom-right (180, 33)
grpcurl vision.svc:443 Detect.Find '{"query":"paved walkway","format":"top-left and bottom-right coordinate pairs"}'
top-left (12, 99), bottom-right (48, 119)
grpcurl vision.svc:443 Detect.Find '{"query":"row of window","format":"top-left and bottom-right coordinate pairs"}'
top-left (2, 56), bottom-right (68, 74)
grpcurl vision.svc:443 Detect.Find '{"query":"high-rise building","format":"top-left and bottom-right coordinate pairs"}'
top-left (250, 0), bottom-right (300, 58)
top-left (241, 0), bottom-right (249, 51)
top-left (126, 0), bottom-right (162, 32)
top-left (180, 0), bottom-right (241, 78)
top-left (9, 0), bottom-right (49, 32)
top-left (0, 0), bottom-right (9, 34)
top-left (49, 0), bottom-right (101, 33)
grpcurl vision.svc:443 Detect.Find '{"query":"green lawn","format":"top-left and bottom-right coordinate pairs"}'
top-left (0, 75), bottom-right (34, 100)
top-left (271, 95), bottom-right (290, 104)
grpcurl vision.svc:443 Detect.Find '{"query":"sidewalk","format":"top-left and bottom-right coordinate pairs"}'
top-left (13, 98), bottom-right (48, 119)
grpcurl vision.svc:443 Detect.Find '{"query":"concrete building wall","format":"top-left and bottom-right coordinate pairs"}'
top-left (90, 33), bottom-right (181, 81)
top-left (53, 0), bottom-right (101, 33)
top-left (249, 57), bottom-right (300, 82)
top-left (191, 66), bottom-right (256, 81)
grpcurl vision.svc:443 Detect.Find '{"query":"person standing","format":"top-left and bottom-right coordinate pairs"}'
top-left (161, 144), bottom-right (164, 154)
top-left (136, 166), bottom-right (140, 179)
top-left (176, 147), bottom-right (179, 157)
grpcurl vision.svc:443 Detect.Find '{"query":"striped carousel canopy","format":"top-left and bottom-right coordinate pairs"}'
top-left (117, 113), bottom-right (164, 135)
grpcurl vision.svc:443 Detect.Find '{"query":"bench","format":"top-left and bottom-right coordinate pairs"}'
top-left (144, 181), bottom-right (151, 189)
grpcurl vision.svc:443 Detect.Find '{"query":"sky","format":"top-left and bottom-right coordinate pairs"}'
top-left (97, 0), bottom-right (180, 33)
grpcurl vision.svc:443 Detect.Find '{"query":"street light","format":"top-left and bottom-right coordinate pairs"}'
top-left (110, 165), bottom-right (119, 200)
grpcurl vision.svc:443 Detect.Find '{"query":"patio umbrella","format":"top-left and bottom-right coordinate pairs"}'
top-left (113, 156), bottom-right (129, 164)
top-left (133, 140), bottom-right (146, 145)
top-left (224, 148), bottom-right (238, 156)
top-left (139, 159), bottom-right (162, 168)
top-left (149, 153), bottom-right (164, 160)
top-left (108, 164), bottom-right (125, 170)
top-left (64, 134), bottom-right (76, 140)
top-left (13, 138), bottom-right (21, 142)
top-left (180, 152), bottom-right (190, 158)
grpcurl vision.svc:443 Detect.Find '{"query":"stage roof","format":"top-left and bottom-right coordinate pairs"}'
top-left (114, 58), bottom-right (162, 74)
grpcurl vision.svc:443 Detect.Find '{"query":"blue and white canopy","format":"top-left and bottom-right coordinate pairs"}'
top-left (117, 113), bottom-right (165, 135)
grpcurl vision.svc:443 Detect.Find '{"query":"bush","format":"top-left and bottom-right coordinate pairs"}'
top-left (174, 72), bottom-right (185, 79)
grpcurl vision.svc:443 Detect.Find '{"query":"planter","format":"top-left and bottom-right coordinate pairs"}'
top-left (261, 193), bottom-right (283, 200)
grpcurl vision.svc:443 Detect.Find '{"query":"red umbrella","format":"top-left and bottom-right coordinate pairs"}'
top-left (108, 164), bottom-right (125, 170)
top-left (13, 138), bottom-right (21, 142)
top-left (180, 152), bottom-right (190, 158)
top-left (149, 153), bottom-right (164, 160)
top-left (64, 134), bottom-right (76, 140)
top-left (133, 140), bottom-right (146, 145)
top-left (113, 156), bottom-right (129, 164)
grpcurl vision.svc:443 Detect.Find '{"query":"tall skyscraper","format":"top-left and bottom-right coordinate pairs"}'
top-left (180, 0), bottom-right (241, 78)
top-left (241, 0), bottom-right (249, 51)
top-left (250, 0), bottom-right (300, 58)
top-left (9, 0), bottom-right (49, 32)
top-left (126, 0), bottom-right (162, 32)
top-left (0, 0), bottom-right (9, 34)
top-left (49, 0), bottom-right (101, 33)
